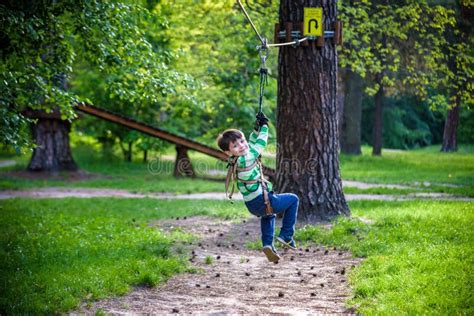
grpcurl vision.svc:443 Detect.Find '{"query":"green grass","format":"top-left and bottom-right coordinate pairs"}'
top-left (0, 198), bottom-right (246, 314)
top-left (296, 200), bottom-right (474, 315)
top-left (1, 144), bottom-right (473, 196)
top-left (340, 145), bottom-right (474, 187)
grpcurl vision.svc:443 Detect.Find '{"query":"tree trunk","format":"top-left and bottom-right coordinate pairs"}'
top-left (143, 149), bottom-right (148, 163)
top-left (127, 141), bottom-right (132, 162)
top-left (275, 0), bottom-right (349, 222)
top-left (28, 117), bottom-right (77, 172)
top-left (337, 68), bottom-right (345, 143)
top-left (372, 76), bottom-right (384, 156)
top-left (440, 2), bottom-right (471, 152)
top-left (341, 69), bottom-right (363, 155)
top-left (441, 103), bottom-right (460, 152)
top-left (173, 145), bottom-right (195, 178)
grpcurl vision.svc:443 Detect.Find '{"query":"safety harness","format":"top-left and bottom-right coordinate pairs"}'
top-left (225, 156), bottom-right (273, 216)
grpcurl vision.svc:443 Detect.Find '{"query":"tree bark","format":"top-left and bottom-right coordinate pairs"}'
top-left (372, 74), bottom-right (384, 156)
top-left (441, 103), bottom-right (460, 152)
top-left (341, 68), bottom-right (363, 155)
top-left (337, 68), bottom-right (345, 144)
top-left (173, 145), bottom-right (195, 178)
top-left (127, 141), bottom-right (133, 162)
top-left (275, 0), bottom-right (349, 222)
top-left (27, 117), bottom-right (77, 172)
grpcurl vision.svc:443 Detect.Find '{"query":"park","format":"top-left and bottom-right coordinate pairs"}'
top-left (0, 0), bottom-right (473, 314)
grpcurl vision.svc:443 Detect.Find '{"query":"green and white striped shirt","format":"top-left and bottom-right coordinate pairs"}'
top-left (231, 125), bottom-right (273, 202)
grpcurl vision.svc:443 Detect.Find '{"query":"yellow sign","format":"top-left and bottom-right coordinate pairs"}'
top-left (304, 7), bottom-right (323, 36)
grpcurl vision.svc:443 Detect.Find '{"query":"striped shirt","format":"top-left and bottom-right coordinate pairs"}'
top-left (231, 125), bottom-right (273, 202)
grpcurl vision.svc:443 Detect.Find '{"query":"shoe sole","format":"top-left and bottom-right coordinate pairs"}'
top-left (276, 236), bottom-right (297, 250)
top-left (262, 247), bottom-right (281, 263)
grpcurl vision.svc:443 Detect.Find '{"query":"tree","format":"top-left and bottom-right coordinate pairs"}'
top-left (338, 0), bottom-right (365, 155)
top-left (338, 0), bottom-right (453, 156)
top-left (1, 1), bottom-right (192, 170)
top-left (438, 1), bottom-right (473, 152)
top-left (275, 0), bottom-right (349, 221)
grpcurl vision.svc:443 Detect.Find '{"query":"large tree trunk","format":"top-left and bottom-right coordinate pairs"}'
top-left (441, 103), bottom-right (460, 152)
top-left (341, 69), bottom-right (363, 155)
top-left (372, 75), bottom-right (384, 156)
top-left (275, 0), bottom-right (349, 222)
top-left (27, 114), bottom-right (77, 172)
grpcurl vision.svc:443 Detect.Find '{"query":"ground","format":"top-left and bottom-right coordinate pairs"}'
top-left (0, 187), bottom-right (470, 201)
top-left (73, 216), bottom-right (361, 314)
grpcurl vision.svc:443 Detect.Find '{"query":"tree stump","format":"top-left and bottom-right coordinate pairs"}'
top-left (24, 109), bottom-right (77, 172)
top-left (173, 145), bottom-right (195, 178)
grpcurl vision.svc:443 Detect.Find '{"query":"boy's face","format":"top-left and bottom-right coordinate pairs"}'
top-left (225, 136), bottom-right (249, 157)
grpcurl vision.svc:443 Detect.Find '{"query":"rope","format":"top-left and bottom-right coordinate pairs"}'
top-left (237, 0), bottom-right (309, 49)
top-left (236, 0), bottom-right (266, 47)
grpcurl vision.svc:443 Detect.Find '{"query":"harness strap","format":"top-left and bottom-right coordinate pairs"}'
top-left (225, 156), bottom-right (273, 216)
top-left (225, 157), bottom-right (238, 200)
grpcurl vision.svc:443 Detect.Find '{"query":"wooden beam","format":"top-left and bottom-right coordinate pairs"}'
top-left (75, 103), bottom-right (276, 180)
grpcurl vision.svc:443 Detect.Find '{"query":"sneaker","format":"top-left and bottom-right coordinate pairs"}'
top-left (276, 236), bottom-right (297, 250)
top-left (262, 245), bottom-right (281, 263)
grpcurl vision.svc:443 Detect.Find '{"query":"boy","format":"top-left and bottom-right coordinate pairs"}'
top-left (216, 113), bottom-right (299, 262)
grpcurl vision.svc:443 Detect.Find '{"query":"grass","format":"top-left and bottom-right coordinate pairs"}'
top-left (0, 197), bottom-right (246, 314)
top-left (296, 200), bottom-right (474, 315)
top-left (340, 145), bottom-right (474, 188)
top-left (1, 143), bottom-right (473, 196)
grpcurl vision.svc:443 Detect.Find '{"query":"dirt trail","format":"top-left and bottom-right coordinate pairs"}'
top-left (1, 187), bottom-right (472, 201)
top-left (74, 216), bottom-right (361, 315)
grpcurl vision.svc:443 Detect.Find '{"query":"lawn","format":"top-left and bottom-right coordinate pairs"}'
top-left (1, 197), bottom-right (471, 314)
top-left (1, 143), bottom-right (473, 196)
top-left (0, 198), bottom-right (246, 314)
top-left (297, 200), bottom-right (474, 315)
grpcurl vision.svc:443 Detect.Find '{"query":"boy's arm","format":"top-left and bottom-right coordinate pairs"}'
top-left (247, 125), bottom-right (269, 159)
top-left (248, 129), bottom-right (259, 145)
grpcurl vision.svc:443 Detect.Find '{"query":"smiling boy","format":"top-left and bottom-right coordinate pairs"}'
top-left (216, 113), bottom-right (299, 262)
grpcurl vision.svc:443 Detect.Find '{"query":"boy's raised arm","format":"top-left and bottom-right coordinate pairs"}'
top-left (248, 129), bottom-right (259, 145)
top-left (248, 125), bottom-right (268, 158)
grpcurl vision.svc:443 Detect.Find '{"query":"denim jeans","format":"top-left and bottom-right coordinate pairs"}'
top-left (244, 192), bottom-right (299, 247)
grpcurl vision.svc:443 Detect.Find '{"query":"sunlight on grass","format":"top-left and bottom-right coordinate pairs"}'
top-left (296, 200), bottom-right (474, 315)
top-left (0, 198), bottom-right (246, 314)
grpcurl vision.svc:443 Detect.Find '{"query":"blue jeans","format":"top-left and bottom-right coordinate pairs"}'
top-left (244, 192), bottom-right (299, 247)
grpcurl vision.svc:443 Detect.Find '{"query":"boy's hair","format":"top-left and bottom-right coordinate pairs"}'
top-left (216, 129), bottom-right (244, 151)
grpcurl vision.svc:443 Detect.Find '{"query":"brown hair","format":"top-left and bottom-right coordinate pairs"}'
top-left (216, 129), bottom-right (244, 151)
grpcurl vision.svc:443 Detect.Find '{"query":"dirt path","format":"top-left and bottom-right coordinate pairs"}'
top-left (1, 187), bottom-right (472, 201)
top-left (0, 160), bottom-right (16, 168)
top-left (73, 216), bottom-right (361, 314)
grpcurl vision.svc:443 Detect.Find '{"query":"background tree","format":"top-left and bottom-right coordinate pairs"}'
top-left (338, 0), bottom-right (453, 156)
top-left (276, 0), bottom-right (349, 221)
top-left (1, 1), bottom-right (192, 170)
top-left (434, 1), bottom-right (473, 152)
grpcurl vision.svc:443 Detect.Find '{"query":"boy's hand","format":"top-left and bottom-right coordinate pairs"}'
top-left (255, 112), bottom-right (269, 127)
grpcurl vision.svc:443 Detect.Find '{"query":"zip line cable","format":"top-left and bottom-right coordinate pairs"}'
top-left (236, 0), bottom-right (308, 49)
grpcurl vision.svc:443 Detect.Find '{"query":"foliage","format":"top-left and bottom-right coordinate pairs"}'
top-left (338, 0), bottom-right (454, 99)
top-left (0, 197), bottom-right (246, 314)
top-left (0, 0), bottom-right (193, 150)
top-left (154, 0), bottom-right (279, 143)
top-left (361, 94), bottom-right (445, 149)
top-left (426, 1), bottom-right (473, 111)
top-left (296, 200), bottom-right (474, 314)
top-left (458, 107), bottom-right (474, 143)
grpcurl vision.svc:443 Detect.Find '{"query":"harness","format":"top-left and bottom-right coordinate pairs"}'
top-left (225, 156), bottom-right (273, 216)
